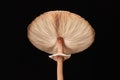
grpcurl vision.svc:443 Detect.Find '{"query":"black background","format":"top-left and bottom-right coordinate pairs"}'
top-left (2, 0), bottom-right (114, 80)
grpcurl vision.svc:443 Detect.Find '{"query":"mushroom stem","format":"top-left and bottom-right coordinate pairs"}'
top-left (57, 37), bottom-right (64, 53)
top-left (49, 37), bottom-right (70, 80)
top-left (57, 37), bottom-right (64, 80)
top-left (57, 56), bottom-right (64, 80)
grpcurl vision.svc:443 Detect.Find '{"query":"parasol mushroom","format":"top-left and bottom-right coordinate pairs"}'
top-left (27, 10), bottom-right (95, 80)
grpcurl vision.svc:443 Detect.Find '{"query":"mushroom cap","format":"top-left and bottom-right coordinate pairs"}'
top-left (27, 11), bottom-right (95, 55)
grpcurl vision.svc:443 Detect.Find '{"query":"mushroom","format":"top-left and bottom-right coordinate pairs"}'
top-left (27, 10), bottom-right (95, 80)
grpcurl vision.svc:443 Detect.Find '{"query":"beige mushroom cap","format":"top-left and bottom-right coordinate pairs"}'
top-left (27, 11), bottom-right (95, 55)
